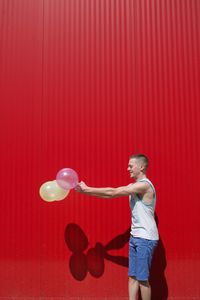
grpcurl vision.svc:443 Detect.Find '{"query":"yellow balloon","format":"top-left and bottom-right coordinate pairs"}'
top-left (39, 180), bottom-right (70, 202)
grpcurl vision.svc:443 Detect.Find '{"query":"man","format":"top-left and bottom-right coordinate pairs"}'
top-left (76, 154), bottom-right (159, 300)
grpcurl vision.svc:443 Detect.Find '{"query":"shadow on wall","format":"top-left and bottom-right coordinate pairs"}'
top-left (150, 238), bottom-right (168, 300)
top-left (64, 221), bottom-right (168, 299)
top-left (64, 223), bottom-right (130, 280)
top-left (149, 213), bottom-right (168, 300)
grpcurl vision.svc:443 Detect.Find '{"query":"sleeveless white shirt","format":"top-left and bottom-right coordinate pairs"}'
top-left (129, 178), bottom-right (159, 240)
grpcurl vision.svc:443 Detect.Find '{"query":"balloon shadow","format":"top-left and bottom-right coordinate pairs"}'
top-left (65, 218), bottom-right (168, 300)
top-left (64, 223), bottom-right (129, 281)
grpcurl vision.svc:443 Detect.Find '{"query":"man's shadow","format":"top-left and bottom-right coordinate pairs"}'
top-left (149, 237), bottom-right (168, 300)
top-left (65, 216), bottom-right (168, 299)
top-left (149, 214), bottom-right (168, 300)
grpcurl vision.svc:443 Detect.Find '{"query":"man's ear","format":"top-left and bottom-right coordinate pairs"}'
top-left (140, 164), bottom-right (145, 172)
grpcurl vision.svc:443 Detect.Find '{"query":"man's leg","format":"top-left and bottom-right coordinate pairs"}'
top-left (128, 236), bottom-right (138, 300)
top-left (128, 276), bottom-right (139, 300)
top-left (139, 280), bottom-right (151, 300)
top-left (136, 239), bottom-right (157, 300)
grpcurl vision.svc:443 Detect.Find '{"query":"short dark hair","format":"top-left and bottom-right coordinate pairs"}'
top-left (129, 154), bottom-right (149, 172)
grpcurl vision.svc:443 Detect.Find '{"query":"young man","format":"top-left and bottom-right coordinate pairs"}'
top-left (76, 154), bottom-right (159, 300)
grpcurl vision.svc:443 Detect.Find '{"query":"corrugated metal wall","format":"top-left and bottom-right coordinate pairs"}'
top-left (0, 0), bottom-right (200, 299)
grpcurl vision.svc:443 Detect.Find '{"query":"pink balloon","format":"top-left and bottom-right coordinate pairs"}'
top-left (56, 168), bottom-right (79, 190)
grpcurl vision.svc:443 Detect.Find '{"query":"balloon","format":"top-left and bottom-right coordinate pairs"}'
top-left (56, 168), bottom-right (79, 190)
top-left (39, 180), bottom-right (70, 202)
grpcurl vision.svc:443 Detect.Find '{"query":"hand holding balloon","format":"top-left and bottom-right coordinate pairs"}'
top-left (75, 181), bottom-right (88, 193)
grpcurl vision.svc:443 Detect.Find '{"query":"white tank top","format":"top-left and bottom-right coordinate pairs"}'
top-left (129, 178), bottom-right (159, 240)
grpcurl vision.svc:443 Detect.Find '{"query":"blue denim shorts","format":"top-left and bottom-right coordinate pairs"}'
top-left (128, 236), bottom-right (158, 281)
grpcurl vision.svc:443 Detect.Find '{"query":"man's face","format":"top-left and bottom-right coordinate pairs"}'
top-left (127, 158), bottom-right (142, 179)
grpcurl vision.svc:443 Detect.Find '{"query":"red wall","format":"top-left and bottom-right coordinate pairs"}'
top-left (0, 0), bottom-right (200, 299)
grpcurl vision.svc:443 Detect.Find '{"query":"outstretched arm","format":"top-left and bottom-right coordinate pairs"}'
top-left (76, 181), bottom-right (149, 198)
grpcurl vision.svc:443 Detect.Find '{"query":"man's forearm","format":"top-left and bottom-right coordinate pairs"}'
top-left (83, 187), bottom-right (115, 198)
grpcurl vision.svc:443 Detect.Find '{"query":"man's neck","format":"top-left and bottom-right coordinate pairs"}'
top-left (136, 173), bottom-right (147, 181)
